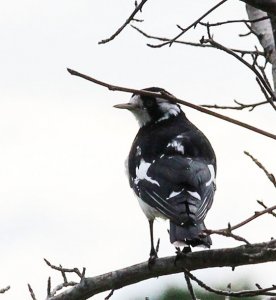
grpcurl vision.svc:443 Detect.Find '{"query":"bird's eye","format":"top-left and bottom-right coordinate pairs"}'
top-left (144, 98), bottom-right (155, 108)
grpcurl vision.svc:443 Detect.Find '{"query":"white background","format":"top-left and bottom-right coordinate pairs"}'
top-left (0, 1), bottom-right (276, 299)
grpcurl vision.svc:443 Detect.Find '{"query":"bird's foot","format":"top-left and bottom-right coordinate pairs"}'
top-left (148, 238), bottom-right (160, 269)
top-left (174, 246), bottom-right (191, 266)
top-left (148, 252), bottom-right (158, 269)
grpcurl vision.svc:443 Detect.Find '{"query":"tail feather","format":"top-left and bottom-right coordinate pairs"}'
top-left (170, 221), bottom-right (211, 248)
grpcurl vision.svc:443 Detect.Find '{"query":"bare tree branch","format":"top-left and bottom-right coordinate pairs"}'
top-left (46, 240), bottom-right (276, 300)
top-left (257, 200), bottom-right (276, 217)
top-left (28, 284), bottom-right (37, 300)
top-left (206, 204), bottom-right (276, 237)
top-left (184, 272), bottom-right (197, 300)
top-left (147, 0), bottom-right (228, 48)
top-left (203, 229), bottom-right (250, 244)
top-left (184, 268), bottom-right (276, 297)
top-left (67, 68), bottom-right (276, 140)
top-left (200, 31), bottom-right (276, 110)
top-left (244, 151), bottom-right (276, 187)
top-left (132, 25), bottom-right (264, 56)
top-left (201, 99), bottom-right (270, 111)
top-left (98, 0), bottom-right (149, 44)
top-left (199, 16), bottom-right (269, 27)
top-left (0, 286), bottom-right (10, 294)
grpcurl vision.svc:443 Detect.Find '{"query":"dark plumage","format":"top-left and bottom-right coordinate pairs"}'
top-left (114, 87), bottom-right (216, 260)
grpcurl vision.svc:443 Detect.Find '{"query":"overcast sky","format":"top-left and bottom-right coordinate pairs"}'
top-left (1, 1), bottom-right (276, 299)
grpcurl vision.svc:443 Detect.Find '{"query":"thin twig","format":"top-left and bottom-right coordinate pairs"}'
top-left (28, 284), bottom-right (37, 300)
top-left (199, 16), bottom-right (269, 27)
top-left (0, 286), bottom-right (10, 294)
top-left (244, 151), bottom-right (276, 188)
top-left (105, 289), bottom-right (115, 300)
top-left (49, 281), bottom-right (78, 298)
top-left (44, 258), bottom-right (83, 278)
top-left (132, 25), bottom-right (264, 56)
top-left (257, 200), bottom-right (276, 218)
top-left (184, 272), bottom-right (197, 300)
top-left (203, 229), bottom-right (250, 244)
top-left (200, 36), bottom-right (276, 110)
top-left (202, 99), bottom-right (270, 111)
top-left (205, 204), bottom-right (276, 237)
top-left (148, 0), bottom-right (228, 48)
top-left (67, 68), bottom-right (276, 140)
top-left (98, 0), bottom-right (149, 44)
top-left (184, 268), bottom-right (276, 297)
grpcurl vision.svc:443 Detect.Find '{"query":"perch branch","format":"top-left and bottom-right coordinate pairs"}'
top-left (67, 68), bottom-right (276, 140)
top-left (47, 240), bottom-right (276, 300)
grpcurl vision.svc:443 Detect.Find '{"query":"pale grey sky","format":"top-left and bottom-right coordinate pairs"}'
top-left (0, 1), bottom-right (276, 299)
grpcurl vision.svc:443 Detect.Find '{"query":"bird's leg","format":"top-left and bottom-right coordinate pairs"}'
top-left (174, 245), bottom-right (191, 266)
top-left (148, 220), bottom-right (158, 267)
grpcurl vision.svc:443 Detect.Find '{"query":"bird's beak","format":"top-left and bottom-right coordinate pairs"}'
top-left (113, 103), bottom-right (137, 110)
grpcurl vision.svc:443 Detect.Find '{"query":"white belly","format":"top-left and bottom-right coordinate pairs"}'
top-left (137, 196), bottom-right (167, 221)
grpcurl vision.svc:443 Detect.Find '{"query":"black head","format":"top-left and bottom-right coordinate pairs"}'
top-left (114, 87), bottom-right (181, 127)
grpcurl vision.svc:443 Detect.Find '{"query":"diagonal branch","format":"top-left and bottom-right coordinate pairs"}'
top-left (98, 0), bottom-right (149, 44)
top-left (0, 286), bottom-right (10, 294)
top-left (207, 204), bottom-right (276, 235)
top-left (200, 34), bottom-right (276, 110)
top-left (67, 68), bottom-right (276, 140)
top-left (147, 0), bottom-right (228, 48)
top-left (244, 151), bottom-right (276, 187)
top-left (47, 240), bottom-right (276, 300)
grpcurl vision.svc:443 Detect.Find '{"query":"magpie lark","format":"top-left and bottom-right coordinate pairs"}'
top-left (114, 87), bottom-right (216, 262)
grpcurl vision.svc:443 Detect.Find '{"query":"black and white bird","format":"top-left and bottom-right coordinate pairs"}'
top-left (114, 87), bottom-right (216, 262)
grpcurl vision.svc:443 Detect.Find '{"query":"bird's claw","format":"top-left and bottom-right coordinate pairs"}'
top-left (148, 252), bottom-right (158, 269)
top-left (174, 246), bottom-right (191, 266)
top-left (148, 238), bottom-right (160, 269)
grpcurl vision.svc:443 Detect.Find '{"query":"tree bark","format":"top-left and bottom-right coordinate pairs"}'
top-left (246, 4), bottom-right (276, 90)
top-left (49, 239), bottom-right (276, 300)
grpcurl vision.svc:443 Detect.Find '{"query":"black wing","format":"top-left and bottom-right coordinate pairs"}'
top-left (132, 155), bottom-right (215, 225)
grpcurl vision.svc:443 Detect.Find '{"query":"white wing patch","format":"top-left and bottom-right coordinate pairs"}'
top-left (187, 190), bottom-right (201, 200)
top-left (206, 164), bottom-right (215, 186)
top-left (135, 159), bottom-right (160, 186)
top-left (167, 190), bottom-right (183, 199)
top-left (167, 140), bottom-right (184, 154)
